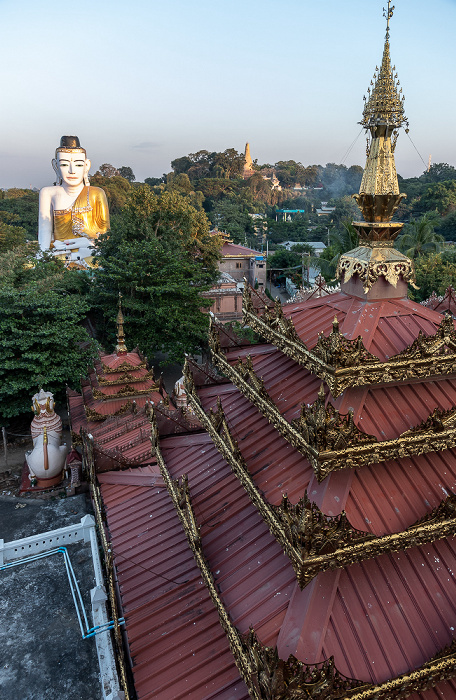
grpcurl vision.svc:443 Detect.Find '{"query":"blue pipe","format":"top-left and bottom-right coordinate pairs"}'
top-left (1, 546), bottom-right (124, 639)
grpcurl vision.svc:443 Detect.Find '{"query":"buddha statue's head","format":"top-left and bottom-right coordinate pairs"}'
top-left (52, 135), bottom-right (91, 188)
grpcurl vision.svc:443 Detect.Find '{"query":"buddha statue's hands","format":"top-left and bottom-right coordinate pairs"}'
top-left (54, 237), bottom-right (93, 250)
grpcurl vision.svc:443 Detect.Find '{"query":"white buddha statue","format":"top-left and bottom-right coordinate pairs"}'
top-left (38, 135), bottom-right (110, 261)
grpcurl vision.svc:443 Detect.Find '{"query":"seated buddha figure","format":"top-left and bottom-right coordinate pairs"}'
top-left (38, 135), bottom-right (110, 261)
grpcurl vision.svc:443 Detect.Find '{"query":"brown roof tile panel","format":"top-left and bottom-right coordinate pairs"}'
top-left (320, 539), bottom-right (456, 685)
top-left (280, 292), bottom-right (452, 360)
top-left (345, 449), bottom-right (456, 535)
top-left (99, 474), bottom-right (249, 700)
top-left (160, 433), bottom-right (296, 646)
top-left (196, 382), bottom-right (314, 506)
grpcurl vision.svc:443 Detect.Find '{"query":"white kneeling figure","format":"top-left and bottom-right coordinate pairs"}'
top-left (25, 389), bottom-right (68, 483)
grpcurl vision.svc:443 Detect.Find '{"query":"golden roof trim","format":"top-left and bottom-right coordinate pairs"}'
top-left (210, 330), bottom-right (456, 479)
top-left (243, 286), bottom-right (456, 397)
top-left (159, 384), bottom-right (456, 696)
top-left (101, 360), bottom-right (147, 374)
top-left (97, 369), bottom-right (155, 386)
top-left (183, 360), bottom-right (456, 588)
top-left (336, 245), bottom-right (417, 293)
top-left (92, 384), bottom-right (159, 401)
top-left (84, 400), bottom-right (133, 422)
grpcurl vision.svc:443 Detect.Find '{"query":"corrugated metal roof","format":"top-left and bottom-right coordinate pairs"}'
top-left (99, 470), bottom-right (250, 700)
top-left (221, 320), bottom-right (456, 533)
top-left (95, 287), bottom-right (456, 698)
top-left (160, 432), bottom-right (296, 646)
top-left (321, 539), bottom-right (456, 684)
top-left (281, 292), bottom-right (451, 359)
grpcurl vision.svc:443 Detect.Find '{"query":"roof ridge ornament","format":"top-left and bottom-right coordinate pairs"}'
top-left (115, 292), bottom-right (128, 355)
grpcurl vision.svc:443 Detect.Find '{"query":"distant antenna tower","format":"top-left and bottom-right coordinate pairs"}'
top-left (427, 154), bottom-right (432, 172)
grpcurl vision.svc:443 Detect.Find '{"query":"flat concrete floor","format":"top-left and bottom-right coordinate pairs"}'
top-left (0, 494), bottom-right (102, 700)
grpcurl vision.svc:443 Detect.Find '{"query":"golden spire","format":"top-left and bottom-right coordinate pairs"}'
top-left (336, 2), bottom-right (417, 296)
top-left (115, 292), bottom-right (128, 355)
top-left (361, 2), bottom-right (407, 132)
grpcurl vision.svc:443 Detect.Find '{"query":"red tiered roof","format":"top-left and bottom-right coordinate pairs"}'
top-left (98, 465), bottom-right (250, 700)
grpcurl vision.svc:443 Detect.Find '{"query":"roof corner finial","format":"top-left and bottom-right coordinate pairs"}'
top-left (115, 292), bottom-right (128, 355)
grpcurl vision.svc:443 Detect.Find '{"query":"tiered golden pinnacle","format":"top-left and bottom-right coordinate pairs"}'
top-left (337, 1), bottom-right (415, 292)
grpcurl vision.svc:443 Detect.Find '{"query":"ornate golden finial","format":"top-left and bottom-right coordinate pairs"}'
top-left (115, 292), bottom-right (128, 355)
top-left (384, 1), bottom-right (394, 32)
top-left (336, 1), bottom-right (416, 295)
top-left (361, 4), bottom-right (407, 135)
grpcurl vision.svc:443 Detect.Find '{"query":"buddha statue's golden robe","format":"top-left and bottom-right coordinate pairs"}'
top-left (52, 186), bottom-right (109, 243)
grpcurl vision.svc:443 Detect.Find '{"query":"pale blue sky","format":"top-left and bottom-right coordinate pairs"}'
top-left (1, 0), bottom-right (455, 188)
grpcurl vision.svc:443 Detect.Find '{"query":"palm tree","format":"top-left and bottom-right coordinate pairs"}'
top-left (396, 212), bottom-right (444, 259)
top-left (312, 221), bottom-right (359, 281)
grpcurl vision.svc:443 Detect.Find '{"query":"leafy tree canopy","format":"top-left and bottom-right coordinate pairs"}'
top-left (95, 163), bottom-right (119, 178)
top-left (117, 166), bottom-right (135, 183)
top-left (396, 212), bottom-right (444, 258)
top-left (421, 163), bottom-right (456, 184)
top-left (267, 249), bottom-right (302, 270)
top-left (411, 251), bottom-right (456, 302)
top-left (313, 222), bottom-right (359, 281)
top-left (94, 187), bottom-right (221, 362)
top-left (0, 245), bottom-right (97, 419)
top-left (0, 219), bottom-right (26, 252)
top-left (0, 188), bottom-right (39, 239)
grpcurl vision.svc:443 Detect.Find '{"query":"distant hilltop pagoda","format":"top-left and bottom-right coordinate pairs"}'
top-left (243, 142), bottom-right (254, 179)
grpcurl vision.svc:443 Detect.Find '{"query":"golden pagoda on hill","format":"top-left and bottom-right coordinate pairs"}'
top-left (74, 4), bottom-right (456, 699)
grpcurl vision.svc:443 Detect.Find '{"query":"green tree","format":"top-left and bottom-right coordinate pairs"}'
top-left (94, 187), bottom-right (221, 361)
top-left (96, 163), bottom-right (119, 178)
top-left (416, 181), bottom-right (456, 215)
top-left (411, 252), bottom-right (456, 302)
top-left (436, 211), bottom-right (456, 241)
top-left (0, 188), bottom-right (39, 239)
top-left (422, 163), bottom-right (456, 183)
top-left (396, 212), bottom-right (444, 258)
top-left (0, 218), bottom-right (26, 252)
top-left (210, 199), bottom-right (252, 243)
top-left (117, 166), bottom-right (135, 182)
top-left (330, 195), bottom-right (361, 227)
top-left (267, 249), bottom-right (302, 270)
top-left (0, 245), bottom-right (97, 419)
top-left (313, 222), bottom-right (359, 281)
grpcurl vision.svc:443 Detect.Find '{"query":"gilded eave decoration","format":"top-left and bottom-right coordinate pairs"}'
top-left (147, 408), bottom-right (456, 700)
top-left (336, 248), bottom-right (416, 295)
top-left (183, 360), bottom-right (456, 588)
top-left (209, 321), bottom-right (456, 481)
top-left (101, 360), bottom-right (147, 374)
top-left (242, 630), bottom-right (456, 700)
top-left (92, 384), bottom-right (159, 401)
top-left (85, 400), bottom-right (133, 422)
top-left (97, 369), bottom-right (155, 386)
top-left (242, 287), bottom-right (456, 396)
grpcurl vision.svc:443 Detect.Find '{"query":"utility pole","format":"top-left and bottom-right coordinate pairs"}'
top-left (427, 154), bottom-right (432, 173)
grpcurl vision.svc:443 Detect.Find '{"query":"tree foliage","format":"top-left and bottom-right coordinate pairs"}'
top-left (396, 212), bottom-right (444, 258)
top-left (411, 251), bottom-right (456, 302)
top-left (0, 188), bottom-right (39, 239)
top-left (94, 187), bottom-right (221, 362)
top-left (96, 163), bottom-right (119, 178)
top-left (0, 245), bottom-right (97, 419)
top-left (313, 222), bottom-right (359, 281)
top-left (88, 174), bottom-right (132, 213)
top-left (118, 166), bottom-right (135, 182)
